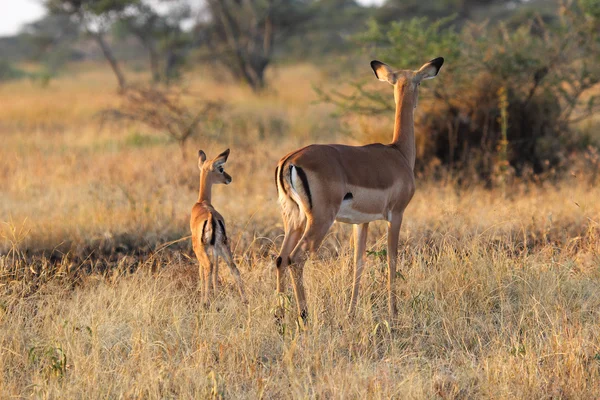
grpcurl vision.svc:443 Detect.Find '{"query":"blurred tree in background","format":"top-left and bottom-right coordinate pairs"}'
top-left (20, 14), bottom-right (80, 85)
top-left (115, 2), bottom-right (192, 83)
top-left (196, 0), bottom-right (313, 91)
top-left (45, 0), bottom-right (142, 90)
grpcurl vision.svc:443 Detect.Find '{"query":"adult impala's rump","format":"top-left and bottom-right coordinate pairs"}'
top-left (274, 57), bottom-right (444, 320)
top-left (190, 149), bottom-right (245, 305)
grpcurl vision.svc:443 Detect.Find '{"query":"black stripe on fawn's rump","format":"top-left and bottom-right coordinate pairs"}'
top-left (218, 220), bottom-right (227, 243)
top-left (294, 166), bottom-right (313, 209)
top-left (344, 192), bottom-right (353, 200)
top-left (201, 220), bottom-right (208, 243)
top-left (210, 217), bottom-right (217, 245)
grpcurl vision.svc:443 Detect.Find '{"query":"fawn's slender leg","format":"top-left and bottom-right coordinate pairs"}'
top-left (220, 244), bottom-right (246, 302)
top-left (212, 248), bottom-right (219, 294)
top-left (195, 248), bottom-right (212, 306)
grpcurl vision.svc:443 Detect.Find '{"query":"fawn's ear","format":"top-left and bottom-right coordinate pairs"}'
top-left (214, 148), bottom-right (230, 167)
top-left (415, 57), bottom-right (444, 82)
top-left (198, 150), bottom-right (207, 168)
top-left (371, 60), bottom-right (398, 85)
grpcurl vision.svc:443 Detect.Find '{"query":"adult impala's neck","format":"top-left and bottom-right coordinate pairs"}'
top-left (198, 171), bottom-right (212, 204)
top-left (392, 86), bottom-right (416, 170)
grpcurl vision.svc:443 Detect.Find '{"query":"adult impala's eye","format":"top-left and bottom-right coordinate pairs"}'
top-left (218, 167), bottom-right (224, 173)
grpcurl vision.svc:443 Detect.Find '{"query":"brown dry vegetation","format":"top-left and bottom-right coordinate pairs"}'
top-left (1, 63), bottom-right (600, 398)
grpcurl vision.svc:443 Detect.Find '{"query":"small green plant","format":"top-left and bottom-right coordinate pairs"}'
top-left (28, 344), bottom-right (68, 379)
top-left (366, 248), bottom-right (387, 259)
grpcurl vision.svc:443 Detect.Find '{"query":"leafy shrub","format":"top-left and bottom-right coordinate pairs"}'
top-left (320, 4), bottom-right (600, 183)
top-left (0, 61), bottom-right (27, 82)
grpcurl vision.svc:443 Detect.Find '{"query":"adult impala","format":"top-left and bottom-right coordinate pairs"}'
top-left (274, 57), bottom-right (444, 320)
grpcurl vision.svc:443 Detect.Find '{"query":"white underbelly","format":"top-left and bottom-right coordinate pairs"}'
top-left (335, 201), bottom-right (385, 224)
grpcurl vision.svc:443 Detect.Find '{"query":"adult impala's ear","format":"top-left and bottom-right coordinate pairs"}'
top-left (198, 150), bottom-right (207, 168)
top-left (415, 57), bottom-right (444, 82)
top-left (214, 148), bottom-right (230, 167)
top-left (371, 60), bottom-right (398, 85)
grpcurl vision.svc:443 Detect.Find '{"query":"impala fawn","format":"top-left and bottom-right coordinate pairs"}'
top-left (190, 149), bottom-right (245, 305)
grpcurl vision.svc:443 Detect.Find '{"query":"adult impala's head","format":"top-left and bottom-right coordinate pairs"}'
top-left (371, 57), bottom-right (444, 107)
top-left (198, 149), bottom-right (232, 185)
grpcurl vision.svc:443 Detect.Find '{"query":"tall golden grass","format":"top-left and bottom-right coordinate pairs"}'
top-left (1, 63), bottom-right (599, 398)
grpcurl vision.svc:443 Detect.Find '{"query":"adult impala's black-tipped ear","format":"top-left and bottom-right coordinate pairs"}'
top-left (416, 57), bottom-right (444, 82)
top-left (214, 148), bottom-right (230, 166)
top-left (198, 150), bottom-right (207, 168)
top-left (371, 60), bottom-right (397, 85)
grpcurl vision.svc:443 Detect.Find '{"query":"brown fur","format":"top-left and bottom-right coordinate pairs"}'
top-left (190, 149), bottom-right (246, 305)
top-left (274, 58), bottom-right (444, 320)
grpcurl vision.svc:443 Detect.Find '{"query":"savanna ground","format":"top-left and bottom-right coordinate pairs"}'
top-left (1, 63), bottom-right (600, 398)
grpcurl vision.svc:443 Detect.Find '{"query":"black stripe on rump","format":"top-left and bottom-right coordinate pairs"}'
top-left (278, 163), bottom-right (287, 195)
top-left (294, 166), bottom-right (313, 209)
top-left (201, 220), bottom-right (208, 243)
top-left (210, 217), bottom-right (217, 245)
top-left (278, 147), bottom-right (307, 196)
top-left (218, 219), bottom-right (227, 243)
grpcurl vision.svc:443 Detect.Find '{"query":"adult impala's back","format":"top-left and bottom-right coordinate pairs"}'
top-left (274, 57), bottom-right (444, 320)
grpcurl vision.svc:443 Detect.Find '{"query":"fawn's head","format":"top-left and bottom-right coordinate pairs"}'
top-left (371, 57), bottom-right (444, 108)
top-left (198, 149), bottom-right (232, 185)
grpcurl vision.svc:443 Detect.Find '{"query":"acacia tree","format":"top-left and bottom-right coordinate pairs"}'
top-left (116, 2), bottom-right (191, 83)
top-left (200, 0), bottom-right (311, 91)
top-left (21, 14), bottom-right (80, 76)
top-left (45, 0), bottom-right (140, 90)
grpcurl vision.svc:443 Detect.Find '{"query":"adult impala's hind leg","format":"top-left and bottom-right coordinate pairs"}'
top-left (276, 225), bottom-right (303, 294)
top-left (219, 243), bottom-right (246, 302)
top-left (348, 222), bottom-right (369, 316)
top-left (387, 213), bottom-right (403, 318)
top-left (274, 225), bottom-right (303, 322)
top-left (289, 213), bottom-right (336, 321)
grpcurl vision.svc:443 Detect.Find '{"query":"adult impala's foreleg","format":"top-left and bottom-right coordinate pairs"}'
top-left (348, 222), bottom-right (369, 315)
top-left (387, 213), bottom-right (404, 317)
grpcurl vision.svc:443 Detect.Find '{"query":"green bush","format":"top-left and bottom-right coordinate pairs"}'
top-left (321, 4), bottom-right (600, 182)
top-left (0, 61), bottom-right (27, 82)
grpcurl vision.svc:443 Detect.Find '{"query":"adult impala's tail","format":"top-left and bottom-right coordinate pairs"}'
top-left (275, 157), bottom-right (313, 229)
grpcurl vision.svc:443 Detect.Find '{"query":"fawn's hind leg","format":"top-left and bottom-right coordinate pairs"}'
top-left (212, 248), bottom-right (219, 294)
top-left (194, 246), bottom-right (213, 306)
top-left (219, 243), bottom-right (246, 302)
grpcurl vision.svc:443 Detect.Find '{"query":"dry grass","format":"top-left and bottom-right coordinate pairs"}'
top-left (1, 63), bottom-right (600, 398)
